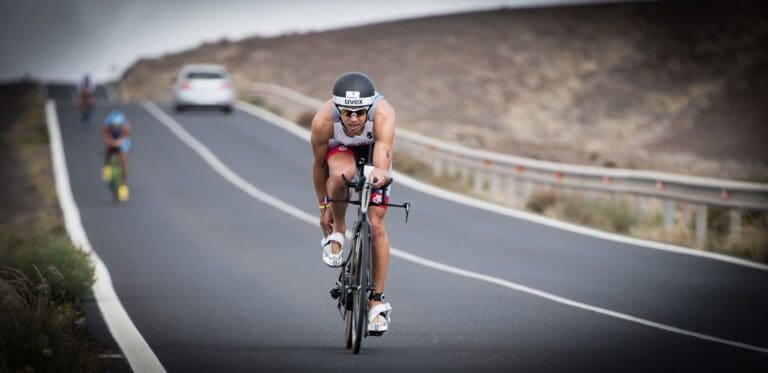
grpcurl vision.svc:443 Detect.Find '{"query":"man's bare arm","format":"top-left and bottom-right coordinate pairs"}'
top-left (311, 101), bottom-right (334, 202)
top-left (372, 99), bottom-right (396, 174)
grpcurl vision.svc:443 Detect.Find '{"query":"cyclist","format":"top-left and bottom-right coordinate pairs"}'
top-left (311, 72), bottom-right (396, 334)
top-left (78, 74), bottom-right (95, 123)
top-left (101, 110), bottom-right (132, 201)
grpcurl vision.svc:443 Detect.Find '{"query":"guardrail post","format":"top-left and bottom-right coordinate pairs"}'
top-left (635, 196), bottom-right (646, 220)
top-left (446, 159), bottom-right (457, 177)
top-left (489, 172), bottom-right (500, 200)
top-left (473, 169), bottom-right (484, 194)
top-left (695, 205), bottom-right (708, 248)
top-left (433, 155), bottom-right (444, 177)
top-left (729, 209), bottom-right (742, 240)
top-left (522, 180), bottom-right (533, 205)
top-left (460, 165), bottom-right (470, 185)
top-left (664, 200), bottom-right (675, 229)
top-left (506, 176), bottom-right (517, 205)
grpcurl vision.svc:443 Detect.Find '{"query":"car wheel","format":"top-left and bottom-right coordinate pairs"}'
top-left (222, 105), bottom-right (232, 114)
top-left (175, 104), bottom-right (185, 113)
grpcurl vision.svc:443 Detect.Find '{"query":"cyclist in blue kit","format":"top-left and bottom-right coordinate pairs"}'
top-left (101, 110), bottom-right (132, 201)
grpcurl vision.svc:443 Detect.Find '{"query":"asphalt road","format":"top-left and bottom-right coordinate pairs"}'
top-left (48, 85), bottom-right (768, 372)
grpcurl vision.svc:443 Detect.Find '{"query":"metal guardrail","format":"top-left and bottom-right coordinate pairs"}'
top-left (241, 82), bottom-right (768, 248)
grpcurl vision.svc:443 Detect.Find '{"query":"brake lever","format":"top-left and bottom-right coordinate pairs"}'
top-left (404, 202), bottom-right (410, 223)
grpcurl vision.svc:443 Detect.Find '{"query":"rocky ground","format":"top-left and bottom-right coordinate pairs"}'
top-left (119, 0), bottom-right (768, 181)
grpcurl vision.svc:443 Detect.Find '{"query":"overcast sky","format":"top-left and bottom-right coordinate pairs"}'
top-left (1, 0), bottom-right (603, 82)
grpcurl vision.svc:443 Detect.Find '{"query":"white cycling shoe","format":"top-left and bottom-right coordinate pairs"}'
top-left (321, 232), bottom-right (345, 267)
top-left (367, 302), bottom-right (392, 334)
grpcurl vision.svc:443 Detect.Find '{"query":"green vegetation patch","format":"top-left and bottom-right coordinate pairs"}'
top-left (0, 82), bottom-right (102, 372)
top-left (0, 248), bottom-right (100, 372)
top-left (0, 225), bottom-right (94, 303)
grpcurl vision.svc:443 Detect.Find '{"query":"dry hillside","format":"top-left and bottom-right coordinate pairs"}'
top-left (120, 0), bottom-right (768, 180)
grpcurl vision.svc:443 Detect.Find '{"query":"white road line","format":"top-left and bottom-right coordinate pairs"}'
top-left (234, 100), bottom-right (768, 272)
top-left (144, 100), bottom-right (768, 355)
top-left (46, 100), bottom-right (166, 373)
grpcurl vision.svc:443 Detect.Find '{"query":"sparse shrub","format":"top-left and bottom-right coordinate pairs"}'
top-left (0, 268), bottom-right (102, 372)
top-left (527, 190), bottom-right (558, 214)
top-left (393, 152), bottom-right (432, 179)
top-left (0, 221), bottom-right (99, 372)
top-left (245, 96), bottom-right (266, 107)
top-left (707, 206), bottom-right (731, 237)
top-left (543, 194), bottom-right (637, 233)
top-left (630, 217), bottom-right (696, 248)
top-left (244, 95), bottom-right (283, 117)
top-left (723, 212), bottom-right (768, 262)
top-left (0, 225), bottom-right (94, 304)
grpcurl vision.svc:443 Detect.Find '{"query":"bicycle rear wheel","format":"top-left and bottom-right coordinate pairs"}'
top-left (350, 221), bottom-right (371, 354)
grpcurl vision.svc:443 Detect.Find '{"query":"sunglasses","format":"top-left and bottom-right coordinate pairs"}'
top-left (339, 106), bottom-right (369, 117)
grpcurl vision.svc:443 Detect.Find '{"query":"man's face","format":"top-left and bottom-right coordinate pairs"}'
top-left (339, 107), bottom-right (369, 135)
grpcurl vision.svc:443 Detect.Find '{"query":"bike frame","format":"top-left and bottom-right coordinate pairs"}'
top-left (108, 147), bottom-right (123, 203)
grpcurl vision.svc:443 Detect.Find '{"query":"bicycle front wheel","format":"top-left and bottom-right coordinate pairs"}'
top-left (350, 221), bottom-right (371, 354)
top-left (110, 154), bottom-right (122, 203)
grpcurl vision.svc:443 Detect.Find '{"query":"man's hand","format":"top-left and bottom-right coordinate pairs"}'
top-left (319, 206), bottom-right (334, 237)
top-left (369, 168), bottom-right (389, 189)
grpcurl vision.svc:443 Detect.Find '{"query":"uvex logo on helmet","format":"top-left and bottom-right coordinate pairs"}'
top-left (332, 72), bottom-right (376, 107)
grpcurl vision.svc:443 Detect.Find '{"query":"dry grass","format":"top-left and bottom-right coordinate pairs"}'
top-left (245, 93), bottom-right (768, 264)
top-left (243, 95), bottom-right (284, 117)
top-left (525, 191), bottom-right (766, 263)
top-left (0, 83), bottom-right (60, 229)
top-left (542, 193), bottom-right (637, 234)
top-left (0, 266), bottom-right (101, 372)
top-left (389, 158), bottom-right (767, 263)
top-left (722, 212), bottom-right (768, 262)
top-left (0, 83), bottom-right (102, 371)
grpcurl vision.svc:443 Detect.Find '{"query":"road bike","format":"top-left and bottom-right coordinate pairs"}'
top-left (326, 146), bottom-right (410, 354)
top-left (79, 91), bottom-right (94, 124)
top-left (106, 147), bottom-right (124, 203)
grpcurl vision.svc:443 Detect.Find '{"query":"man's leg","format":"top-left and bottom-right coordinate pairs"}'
top-left (119, 153), bottom-right (128, 183)
top-left (102, 147), bottom-right (113, 181)
top-left (326, 152), bottom-right (356, 254)
top-left (368, 206), bottom-right (389, 309)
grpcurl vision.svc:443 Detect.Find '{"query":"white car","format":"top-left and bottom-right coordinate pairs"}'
top-left (173, 64), bottom-right (235, 113)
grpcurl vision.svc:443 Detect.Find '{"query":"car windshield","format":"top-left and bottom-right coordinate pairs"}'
top-left (186, 72), bottom-right (225, 80)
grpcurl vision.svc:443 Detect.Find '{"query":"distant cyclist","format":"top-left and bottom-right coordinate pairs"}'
top-left (310, 72), bottom-right (396, 334)
top-left (101, 111), bottom-right (132, 201)
top-left (78, 74), bottom-right (95, 123)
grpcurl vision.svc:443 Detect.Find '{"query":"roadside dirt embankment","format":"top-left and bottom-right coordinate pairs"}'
top-left (120, 0), bottom-right (768, 181)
